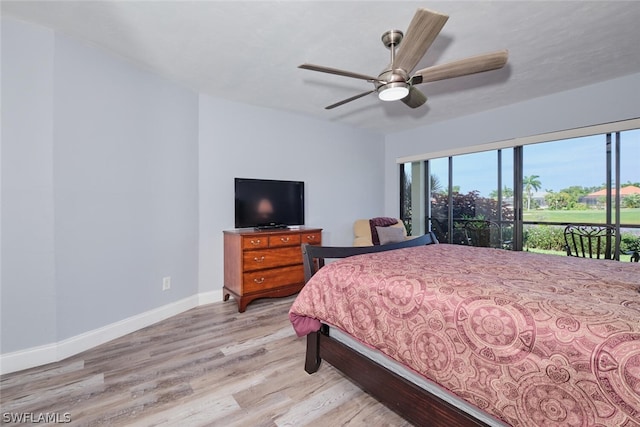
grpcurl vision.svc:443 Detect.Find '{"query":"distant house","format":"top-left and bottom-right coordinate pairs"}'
top-left (530, 191), bottom-right (549, 209)
top-left (503, 191), bottom-right (548, 209)
top-left (580, 185), bottom-right (640, 206)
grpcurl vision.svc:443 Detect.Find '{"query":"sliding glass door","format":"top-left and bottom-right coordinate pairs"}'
top-left (399, 128), bottom-right (640, 259)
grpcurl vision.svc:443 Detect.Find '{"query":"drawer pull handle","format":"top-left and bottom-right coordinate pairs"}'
top-left (306, 235), bottom-right (316, 240)
top-left (253, 277), bottom-right (265, 284)
top-left (250, 239), bottom-right (261, 245)
top-left (280, 237), bottom-right (290, 242)
top-left (253, 256), bottom-right (265, 263)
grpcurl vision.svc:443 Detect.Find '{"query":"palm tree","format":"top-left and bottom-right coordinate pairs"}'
top-left (430, 174), bottom-right (443, 194)
top-left (489, 186), bottom-right (513, 200)
top-left (523, 175), bottom-right (542, 210)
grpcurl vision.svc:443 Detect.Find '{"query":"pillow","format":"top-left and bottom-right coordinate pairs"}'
top-left (376, 226), bottom-right (406, 245)
top-left (369, 217), bottom-right (399, 245)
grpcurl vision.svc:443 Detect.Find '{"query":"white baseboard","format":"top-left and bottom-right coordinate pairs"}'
top-left (198, 289), bottom-right (222, 306)
top-left (0, 290), bottom-right (224, 375)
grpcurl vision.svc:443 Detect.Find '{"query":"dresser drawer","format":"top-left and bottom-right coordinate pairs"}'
top-left (242, 246), bottom-right (302, 271)
top-left (243, 265), bottom-right (305, 293)
top-left (242, 235), bottom-right (268, 249)
top-left (301, 231), bottom-right (321, 245)
top-left (268, 233), bottom-right (301, 247)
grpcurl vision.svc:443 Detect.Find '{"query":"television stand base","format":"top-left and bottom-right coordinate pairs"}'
top-left (255, 224), bottom-right (288, 230)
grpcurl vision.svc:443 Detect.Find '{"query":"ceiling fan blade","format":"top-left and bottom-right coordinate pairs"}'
top-left (401, 86), bottom-right (427, 109)
top-left (411, 50), bottom-right (509, 84)
top-left (325, 90), bottom-right (376, 110)
top-left (299, 64), bottom-right (380, 82)
top-left (394, 8), bottom-right (449, 74)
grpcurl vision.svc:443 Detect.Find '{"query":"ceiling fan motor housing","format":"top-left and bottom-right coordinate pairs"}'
top-left (377, 69), bottom-right (408, 86)
top-left (376, 68), bottom-right (410, 101)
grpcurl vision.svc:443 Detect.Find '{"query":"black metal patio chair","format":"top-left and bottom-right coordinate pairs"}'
top-left (564, 224), bottom-right (616, 260)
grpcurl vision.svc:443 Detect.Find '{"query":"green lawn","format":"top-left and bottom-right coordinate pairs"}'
top-left (526, 247), bottom-right (639, 262)
top-left (523, 208), bottom-right (640, 225)
top-left (525, 248), bottom-right (565, 256)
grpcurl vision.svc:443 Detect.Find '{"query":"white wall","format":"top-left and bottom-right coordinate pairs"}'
top-left (1, 16), bottom-right (385, 372)
top-left (383, 72), bottom-right (640, 215)
top-left (51, 30), bottom-right (200, 340)
top-left (198, 95), bottom-right (385, 295)
top-left (1, 18), bottom-right (57, 353)
top-left (1, 17), bottom-right (199, 365)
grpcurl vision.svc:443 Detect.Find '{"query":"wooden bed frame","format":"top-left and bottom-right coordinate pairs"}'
top-left (300, 233), bottom-right (491, 427)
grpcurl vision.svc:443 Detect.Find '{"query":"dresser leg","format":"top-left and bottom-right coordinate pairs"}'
top-left (223, 287), bottom-right (248, 312)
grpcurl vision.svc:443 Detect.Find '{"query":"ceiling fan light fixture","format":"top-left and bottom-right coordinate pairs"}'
top-left (378, 82), bottom-right (409, 101)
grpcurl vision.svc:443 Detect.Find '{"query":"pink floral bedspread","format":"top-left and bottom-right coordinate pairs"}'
top-left (289, 244), bottom-right (640, 427)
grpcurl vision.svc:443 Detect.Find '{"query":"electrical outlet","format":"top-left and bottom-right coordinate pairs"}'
top-left (162, 276), bottom-right (171, 291)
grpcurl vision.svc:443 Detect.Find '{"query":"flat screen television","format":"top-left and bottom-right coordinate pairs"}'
top-left (234, 178), bottom-right (305, 229)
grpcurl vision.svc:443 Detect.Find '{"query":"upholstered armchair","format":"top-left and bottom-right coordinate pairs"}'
top-left (353, 217), bottom-right (408, 246)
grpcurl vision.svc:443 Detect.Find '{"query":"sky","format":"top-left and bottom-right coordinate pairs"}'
top-left (428, 129), bottom-right (640, 197)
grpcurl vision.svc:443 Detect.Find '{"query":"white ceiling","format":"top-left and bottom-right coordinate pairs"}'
top-left (3, 1), bottom-right (640, 135)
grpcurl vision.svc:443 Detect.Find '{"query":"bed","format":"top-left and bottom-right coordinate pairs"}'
top-left (288, 234), bottom-right (640, 426)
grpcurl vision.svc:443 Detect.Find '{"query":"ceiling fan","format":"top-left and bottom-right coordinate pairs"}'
top-left (299, 8), bottom-right (508, 110)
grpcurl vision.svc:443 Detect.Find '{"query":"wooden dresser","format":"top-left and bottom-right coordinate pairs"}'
top-left (223, 227), bottom-right (322, 312)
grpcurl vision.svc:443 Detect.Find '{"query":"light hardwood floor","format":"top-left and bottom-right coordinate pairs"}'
top-left (1, 296), bottom-right (412, 426)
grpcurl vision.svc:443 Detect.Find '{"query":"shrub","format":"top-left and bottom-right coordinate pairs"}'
top-left (524, 228), bottom-right (639, 256)
top-left (621, 232), bottom-right (640, 253)
top-left (430, 191), bottom-right (514, 245)
top-left (523, 225), bottom-right (566, 251)
top-left (623, 194), bottom-right (640, 208)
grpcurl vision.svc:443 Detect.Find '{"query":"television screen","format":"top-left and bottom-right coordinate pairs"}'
top-left (234, 178), bottom-right (305, 229)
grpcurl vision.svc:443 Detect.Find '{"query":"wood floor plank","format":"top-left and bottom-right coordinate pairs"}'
top-left (0, 296), bottom-right (413, 426)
